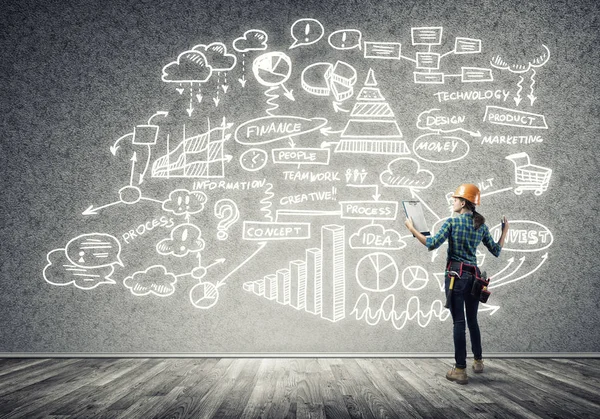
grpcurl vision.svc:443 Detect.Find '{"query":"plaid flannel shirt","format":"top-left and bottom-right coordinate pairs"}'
top-left (425, 213), bottom-right (501, 265)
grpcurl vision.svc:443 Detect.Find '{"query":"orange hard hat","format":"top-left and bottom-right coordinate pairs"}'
top-left (452, 183), bottom-right (481, 205)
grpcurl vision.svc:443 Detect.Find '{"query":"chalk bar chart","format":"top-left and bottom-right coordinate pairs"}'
top-left (244, 224), bottom-right (346, 322)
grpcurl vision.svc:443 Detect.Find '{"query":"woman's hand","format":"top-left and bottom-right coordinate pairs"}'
top-left (404, 217), bottom-right (414, 231)
top-left (499, 216), bottom-right (509, 247)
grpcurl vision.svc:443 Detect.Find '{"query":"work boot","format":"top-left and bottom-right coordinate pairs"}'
top-left (446, 366), bottom-right (468, 384)
top-left (473, 359), bottom-right (484, 373)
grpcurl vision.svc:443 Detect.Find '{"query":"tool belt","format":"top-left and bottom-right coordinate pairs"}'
top-left (446, 260), bottom-right (491, 303)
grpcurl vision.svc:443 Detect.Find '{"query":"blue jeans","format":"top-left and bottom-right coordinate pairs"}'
top-left (445, 271), bottom-right (482, 369)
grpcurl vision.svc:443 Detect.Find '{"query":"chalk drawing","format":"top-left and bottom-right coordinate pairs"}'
top-left (289, 18), bottom-right (324, 49)
top-left (505, 152), bottom-right (552, 195)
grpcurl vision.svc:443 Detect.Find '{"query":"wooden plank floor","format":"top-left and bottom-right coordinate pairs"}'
top-left (0, 358), bottom-right (598, 418)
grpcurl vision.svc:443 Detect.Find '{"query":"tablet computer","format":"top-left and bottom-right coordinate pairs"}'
top-left (402, 200), bottom-right (430, 236)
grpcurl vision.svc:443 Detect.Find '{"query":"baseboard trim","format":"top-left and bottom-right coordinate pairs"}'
top-left (1, 352), bottom-right (599, 358)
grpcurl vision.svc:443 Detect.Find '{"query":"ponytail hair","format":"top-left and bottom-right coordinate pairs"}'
top-left (464, 200), bottom-right (485, 230)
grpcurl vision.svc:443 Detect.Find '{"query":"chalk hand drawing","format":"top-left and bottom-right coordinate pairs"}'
top-left (416, 108), bottom-right (480, 137)
top-left (239, 148), bottom-right (268, 172)
top-left (123, 265), bottom-right (177, 297)
top-left (349, 224), bottom-right (406, 251)
top-left (162, 50), bottom-right (212, 84)
top-left (289, 18), bottom-right (324, 49)
top-left (234, 116), bottom-right (328, 146)
top-left (156, 223), bottom-right (205, 257)
top-left (233, 29), bottom-right (268, 53)
top-left (152, 121), bottom-right (233, 179)
top-left (491, 44), bottom-right (550, 106)
top-left (355, 252), bottom-right (399, 292)
top-left (505, 152), bottom-right (552, 195)
top-left (44, 249), bottom-right (117, 290)
top-left (42, 20), bottom-right (557, 332)
top-left (252, 52), bottom-right (294, 115)
top-left (335, 69), bottom-right (409, 155)
top-left (162, 189), bottom-right (208, 221)
top-left (328, 29), bottom-right (362, 50)
top-left (190, 281), bottom-right (221, 309)
top-left (44, 233), bottom-right (123, 290)
top-left (244, 225), bottom-right (345, 322)
top-left (192, 42), bottom-right (237, 72)
top-left (214, 199), bottom-right (240, 240)
top-left (380, 157), bottom-right (434, 190)
top-left (352, 294), bottom-right (450, 330)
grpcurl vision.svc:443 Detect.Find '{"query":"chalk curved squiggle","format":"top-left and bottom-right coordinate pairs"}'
top-left (351, 293), bottom-right (449, 330)
top-left (264, 86), bottom-right (279, 116)
top-left (260, 182), bottom-right (274, 221)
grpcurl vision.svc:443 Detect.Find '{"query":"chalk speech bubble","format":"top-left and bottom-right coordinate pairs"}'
top-left (290, 18), bottom-right (324, 49)
top-left (44, 248), bottom-right (116, 290)
top-left (235, 116), bottom-right (328, 145)
top-left (328, 29), bottom-right (362, 50)
top-left (65, 233), bottom-right (123, 268)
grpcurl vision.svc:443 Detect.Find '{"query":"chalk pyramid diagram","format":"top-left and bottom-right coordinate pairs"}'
top-left (335, 69), bottom-right (409, 155)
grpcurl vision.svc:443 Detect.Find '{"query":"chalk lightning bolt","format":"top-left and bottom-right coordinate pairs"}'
top-left (514, 76), bottom-right (524, 106)
top-left (528, 69), bottom-right (537, 105)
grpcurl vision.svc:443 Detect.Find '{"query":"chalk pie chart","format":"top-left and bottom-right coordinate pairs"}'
top-left (402, 266), bottom-right (429, 291)
top-left (356, 252), bottom-right (398, 292)
top-left (252, 52), bottom-right (292, 86)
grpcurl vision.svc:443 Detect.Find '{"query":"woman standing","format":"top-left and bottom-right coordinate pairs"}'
top-left (404, 184), bottom-right (509, 384)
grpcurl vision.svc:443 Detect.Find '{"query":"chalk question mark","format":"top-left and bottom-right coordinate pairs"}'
top-left (214, 199), bottom-right (240, 240)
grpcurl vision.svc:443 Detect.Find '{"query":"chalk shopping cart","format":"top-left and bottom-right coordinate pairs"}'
top-left (506, 152), bottom-right (552, 195)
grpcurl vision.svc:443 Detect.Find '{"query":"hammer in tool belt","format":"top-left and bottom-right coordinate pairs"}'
top-left (444, 271), bottom-right (461, 309)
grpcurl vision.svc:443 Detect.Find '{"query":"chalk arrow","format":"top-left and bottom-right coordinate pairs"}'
top-left (514, 75), bottom-right (524, 106)
top-left (527, 93), bottom-right (537, 105)
top-left (213, 97), bottom-right (220, 107)
top-left (206, 258), bottom-right (226, 269)
top-left (288, 137), bottom-right (296, 148)
top-left (492, 256), bottom-right (525, 285)
top-left (82, 201), bottom-right (120, 216)
top-left (217, 242), bottom-right (267, 286)
top-left (280, 84), bottom-right (295, 101)
top-left (491, 257), bottom-right (515, 279)
top-left (196, 93), bottom-right (203, 103)
top-left (320, 140), bottom-right (339, 148)
top-left (147, 111), bottom-right (168, 124)
top-left (410, 189), bottom-right (441, 221)
top-left (238, 75), bottom-right (247, 87)
top-left (129, 152), bottom-right (138, 186)
top-left (222, 84), bottom-right (229, 93)
top-left (176, 88), bottom-right (185, 95)
top-left (489, 253), bottom-right (548, 289)
top-left (332, 101), bottom-right (350, 113)
top-left (110, 133), bottom-right (133, 156)
top-left (320, 126), bottom-right (344, 136)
